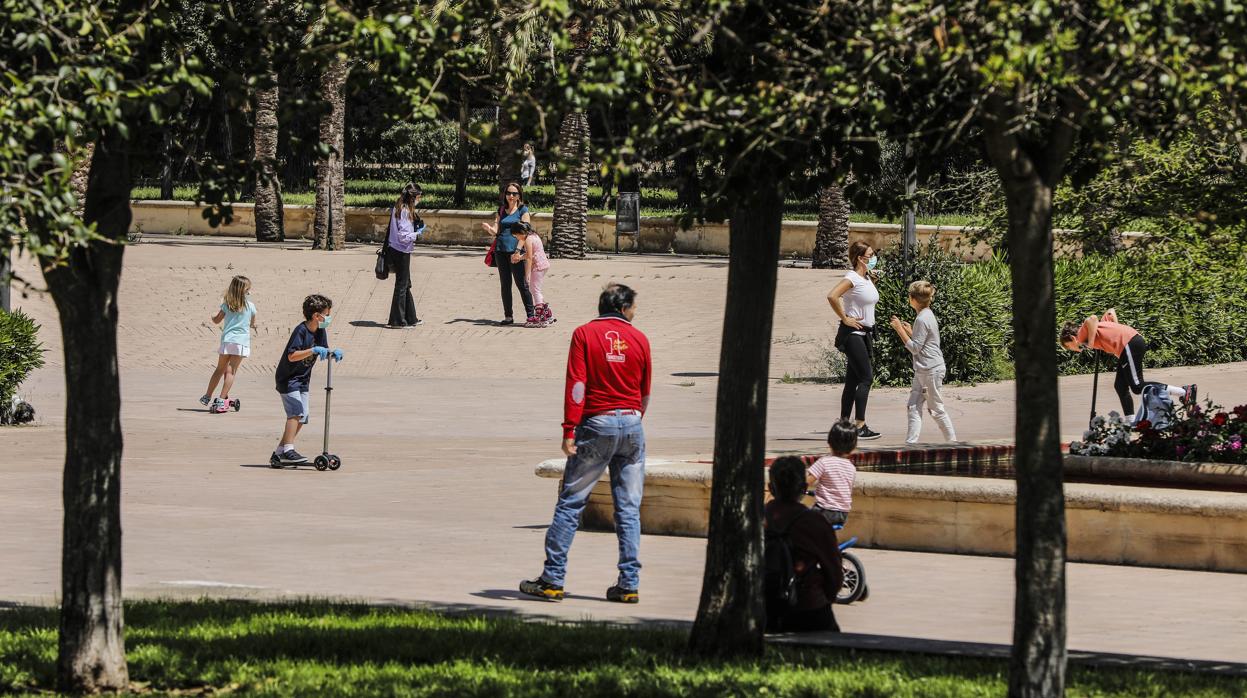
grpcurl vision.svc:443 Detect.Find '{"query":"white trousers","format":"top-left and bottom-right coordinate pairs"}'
top-left (907, 367), bottom-right (957, 444)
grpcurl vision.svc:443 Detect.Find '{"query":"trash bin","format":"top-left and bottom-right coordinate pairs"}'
top-left (615, 191), bottom-right (640, 253)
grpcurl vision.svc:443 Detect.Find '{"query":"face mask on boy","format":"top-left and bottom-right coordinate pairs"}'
top-left (321, 314), bottom-right (333, 329)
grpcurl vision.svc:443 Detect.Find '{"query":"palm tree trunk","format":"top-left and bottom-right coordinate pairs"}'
top-left (253, 71), bottom-right (284, 242)
top-left (689, 174), bottom-right (784, 658)
top-left (45, 131), bottom-right (129, 693)
top-left (550, 109), bottom-right (589, 259)
top-left (314, 60), bottom-right (348, 250)
top-left (812, 183), bottom-right (849, 268)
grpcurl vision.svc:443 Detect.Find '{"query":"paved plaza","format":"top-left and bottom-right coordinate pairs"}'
top-left (3, 235), bottom-right (1246, 665)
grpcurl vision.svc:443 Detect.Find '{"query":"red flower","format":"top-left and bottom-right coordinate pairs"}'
top-left (1213, 413), bottom-right (1229, 427)
top-left (1135, 419), bottom-right (1152, 432)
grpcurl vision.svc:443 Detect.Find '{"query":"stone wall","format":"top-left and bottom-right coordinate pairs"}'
top-left (128, 200), bottom-right (1068, 261)
top-left (535, 455), bottom-right (1247, 573)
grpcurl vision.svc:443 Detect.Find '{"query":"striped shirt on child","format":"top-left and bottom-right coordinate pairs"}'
top-left (808, 454), bottom-right (855, 512)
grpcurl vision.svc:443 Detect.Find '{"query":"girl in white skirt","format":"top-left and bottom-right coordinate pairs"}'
top-left (200, 275), bottom-right (256, 413)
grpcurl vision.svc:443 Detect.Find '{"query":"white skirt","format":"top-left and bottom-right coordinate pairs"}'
top-left (219, 342), bottom-right (251, 357)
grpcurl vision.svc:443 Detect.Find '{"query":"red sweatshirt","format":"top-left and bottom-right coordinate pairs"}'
top-left (562, 314), bottom-right (653, 438)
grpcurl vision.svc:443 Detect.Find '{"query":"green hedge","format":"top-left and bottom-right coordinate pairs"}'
top-left (0, 308), bottom-right (44, 419)
top-left (863, 239), bottom-right (1247, 386)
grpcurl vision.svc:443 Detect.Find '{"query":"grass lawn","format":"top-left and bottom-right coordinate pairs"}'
top-left (1, 600), bottom-right (1242, 697)
top-left (130, 181), bottom-right (977, 226)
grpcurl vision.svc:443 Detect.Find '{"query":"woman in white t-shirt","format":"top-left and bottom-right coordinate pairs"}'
top-left (826, 241), bottom-right (881, 440)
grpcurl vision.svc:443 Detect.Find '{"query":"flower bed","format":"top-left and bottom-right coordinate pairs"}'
top-left (1070, 403), bottom-right (1247, 464)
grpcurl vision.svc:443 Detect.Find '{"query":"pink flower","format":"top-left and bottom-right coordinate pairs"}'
top-left (1233, 441), bottom-right (1243, 451)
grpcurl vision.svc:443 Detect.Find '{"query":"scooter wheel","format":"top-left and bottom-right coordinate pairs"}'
top-left (328, 455), bottom-right (342, 471)
top-left (836, 551), bottom-right (867, 604)
top-left (269, 454), bottom-right (284, 469)
top-left (232, 398), bottom-right (241, 412)
top-left (314, 455), bottom-right (330, 471)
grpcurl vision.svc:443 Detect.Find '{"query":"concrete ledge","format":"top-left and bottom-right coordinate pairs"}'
top-left (1065, 454), bottom-right (1247, 488)
top-left (768, 632), bottom-right (1247, 677)
top-left (535, 454), bottom-right (1247, 572)
top-left (127, 199), bottom-right (1086, 261)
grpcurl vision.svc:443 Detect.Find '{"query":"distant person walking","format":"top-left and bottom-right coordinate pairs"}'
top-left (385, 183), bottom-right (425, 328)
top-left (511, 222), bottom-right (554, 326)
top-left (827, 241), bottom-right (882, 440)
top-left (1061, 308), bottom-right (1196, 421)
top-left (481, 181), bottom-right (535, 325)
top-left (520, 144), bottom-right (537, 187)
top-left (200, 275), bottom-right (256, 413)
top-left (520, 283), bottom-right (652, 603)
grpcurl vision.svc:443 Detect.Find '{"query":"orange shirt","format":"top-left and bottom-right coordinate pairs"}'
top-left (1078, 320), bottom-right (1138, 357)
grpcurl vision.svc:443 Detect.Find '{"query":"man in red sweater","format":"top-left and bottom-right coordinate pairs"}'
top-left (520, 283), bottom-right (652, 603)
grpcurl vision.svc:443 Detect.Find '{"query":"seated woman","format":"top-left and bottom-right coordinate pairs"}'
top-left (765, 455), bottom-right (843, 633)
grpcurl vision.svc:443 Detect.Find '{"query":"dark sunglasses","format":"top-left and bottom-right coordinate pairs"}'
top-left (505, 191), bottom-right (520, 196)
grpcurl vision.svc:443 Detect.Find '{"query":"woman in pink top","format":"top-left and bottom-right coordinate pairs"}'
top-left (1060, 308), bottom-right (1195, 420)
top-left (511, 222), bottom-right (554, 326)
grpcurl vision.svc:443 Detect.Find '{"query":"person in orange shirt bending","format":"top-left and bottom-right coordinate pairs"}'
top-left (1060, 308), bottom-right (1196, 422)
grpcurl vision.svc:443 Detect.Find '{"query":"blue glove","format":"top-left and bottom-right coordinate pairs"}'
top-left (414, 224), bottom-right (426, 237)
top-left (331, 348), bottom-right (344, 362)
top-left (311, 346), bottom-right (330, 359)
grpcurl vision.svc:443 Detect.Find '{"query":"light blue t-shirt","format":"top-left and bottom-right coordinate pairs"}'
top-left (220, 299), bottom-right (256, 347)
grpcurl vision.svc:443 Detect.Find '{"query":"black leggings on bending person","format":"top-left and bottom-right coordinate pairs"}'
top-left (497, 252), bottom-right (535, 320)
top-left (1114, 334), bottom-right (1167, 416)
top-left (836, 324), bottom-right (873, 422)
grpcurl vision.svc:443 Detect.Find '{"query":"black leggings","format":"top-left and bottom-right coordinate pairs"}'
top-left (1113, 334), bottom-right (1166, 415)
top-left (836, 324), bottom-right (873, 422)
top-left (497, 251), bottom-right (535, 319)
top-left (385, 246), bottom-right (418, 326)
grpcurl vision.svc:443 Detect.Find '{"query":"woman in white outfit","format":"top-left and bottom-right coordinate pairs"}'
top-left (826, 241), bottom-right (881, 440)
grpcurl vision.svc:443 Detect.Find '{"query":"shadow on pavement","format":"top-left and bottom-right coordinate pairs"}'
top-left (445, 318), bottom-right (501, 326)
top-left (348, 320), bottom-right (388, 328)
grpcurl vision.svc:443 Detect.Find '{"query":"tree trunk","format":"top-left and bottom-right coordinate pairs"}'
top-left (159, 128), bottom-right (174, 201)
top-left (689, 177), bottom-right (784, 658)
top-left (44, 132), bottom-right (129, 693)
top-left (675, 150), bottom-right (701, 212)
top-left (982, 106), bottom-right (1070, 698)
top-left (496, 105), bottom-right (522, 194)
top-left (550, 110), bottom-right (589, 259)
top-left (812, 183), bottom-right (850, 269)
top-left (253, 72), bottom-right (284, 242)
top-left (454, 87), bottom-right (469, 208)
top-left (314, 60), bottom-right (348, 250)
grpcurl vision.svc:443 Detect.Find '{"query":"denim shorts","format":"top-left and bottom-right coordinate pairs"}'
top-left (280, 391), bottom-right (309, 424)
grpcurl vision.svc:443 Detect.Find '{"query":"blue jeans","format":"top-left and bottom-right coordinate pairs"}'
top-left (542, 411), bottom-right (646, 590)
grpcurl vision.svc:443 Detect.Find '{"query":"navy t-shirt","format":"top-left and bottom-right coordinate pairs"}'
top-left (496, 205), bottom-right (528, 253)
top-left (274, 323), bottom-right (328, 393)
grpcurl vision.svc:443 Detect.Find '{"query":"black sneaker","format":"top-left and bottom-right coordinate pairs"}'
top-left (278, 449), bottom-right (310, 464)
top-left (857, 426), bottom-right (881, 440)
top-left (519, 577), bottom-right (564, 601)
top-left (500, 317), bottom-right (515, 326)
top-left (1182, 384), bottom-right (1198, 409)
top-left (606, 585), bottom-right (639, 604)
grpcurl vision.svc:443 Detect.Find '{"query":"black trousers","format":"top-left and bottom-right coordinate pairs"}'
top-left (1114, 334), bottom-right (1166, 415)
top-left (386, 246), bottom-right (418, 326)
top-left (836, 323), bottom-right (873, 422)
top-left (497, 252), bottom-right (535, 319)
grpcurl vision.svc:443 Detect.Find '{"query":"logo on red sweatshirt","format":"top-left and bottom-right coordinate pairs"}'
top-left (605, 330), bottom-right (629, 363)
